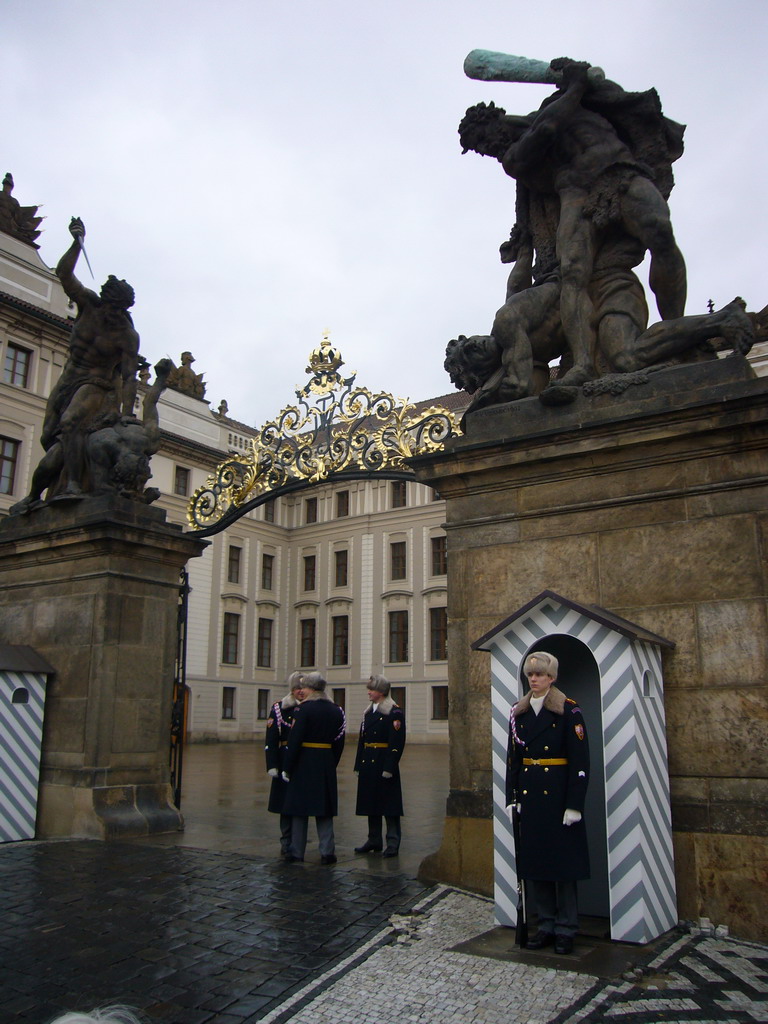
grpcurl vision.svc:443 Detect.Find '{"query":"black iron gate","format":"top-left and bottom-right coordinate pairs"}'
top-left (169, 568), bottom-right (190, 808)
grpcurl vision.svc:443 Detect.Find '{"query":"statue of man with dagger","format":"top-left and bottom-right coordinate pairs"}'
top-left (12, 217), bottom-right (140, 507)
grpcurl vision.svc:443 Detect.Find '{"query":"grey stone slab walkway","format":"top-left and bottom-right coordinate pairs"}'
top-left (1, 742), bottom-right (766, 1024)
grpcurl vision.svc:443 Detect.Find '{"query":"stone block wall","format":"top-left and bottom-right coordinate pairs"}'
top-left (0, 498), bottom-right (206, 838)
top-left (414, 359), bottom-right (768, 941)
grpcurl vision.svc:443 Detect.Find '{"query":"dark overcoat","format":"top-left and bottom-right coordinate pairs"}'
top-left (282, 694), bottom-right (345, 817)
top-left (354, 697), bottom-right (405, 817)
top-left (505, 685), bottom-right (590, 882)
top-left (264, 694), bottom-right (299, 814)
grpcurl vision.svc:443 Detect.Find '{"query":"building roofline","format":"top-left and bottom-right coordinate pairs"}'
top-left (158, 429), bottom-right (227, 463)
top-left (0, 289), bottom-right (72, 330)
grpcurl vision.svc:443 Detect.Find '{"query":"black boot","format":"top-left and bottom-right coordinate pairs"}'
top-left (354, 841), bottom-right (383, 854)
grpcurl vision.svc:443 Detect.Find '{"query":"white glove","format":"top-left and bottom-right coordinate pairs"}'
top-left (505, 805), bottom-right (514, 823)
top-left (382, 771), bottom-right (393, 779)
top-left (563, 809), bottom-right (582, 826)
top-left (267, 768), bottom-right (278, 778)
top-left (281, 771), bottom-right (290, 782)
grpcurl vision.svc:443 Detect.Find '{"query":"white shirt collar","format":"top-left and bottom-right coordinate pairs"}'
top-left (530, 693), bottom-right (547, 715)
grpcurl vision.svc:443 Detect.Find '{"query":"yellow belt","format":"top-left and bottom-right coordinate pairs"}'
top-left (523, 758), bottom-right (568, 766)
top-left (302, 742), bottom-right (331, 749)
top-left (364, 742), bottom-right (388, 749)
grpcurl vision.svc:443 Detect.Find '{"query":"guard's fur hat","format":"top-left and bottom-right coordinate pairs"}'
top-left (286, 671), bottom-right (304, 691)
top-left (523, 651), bottom-right (558, 679)
top-left (368, 674), bottom-right (390, 696)
top-left (301, 671), bottom-right (327, 692)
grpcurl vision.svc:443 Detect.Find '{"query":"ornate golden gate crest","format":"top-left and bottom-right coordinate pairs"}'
top-left (187, 333), bottom-right (462, 535)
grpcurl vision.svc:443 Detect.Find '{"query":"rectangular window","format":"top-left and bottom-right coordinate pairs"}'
top-left (257, 617), bottom-right (273, 668)
top-left (332, 688), bottom-right (346, 712)
top-left (3, 343), bottom-right (31, 388)
top-left (263, 499), bottom-right (275, 523)
top-left (388, 610), bottom-right (409, 663)
top-left (332, 615), bottom-right (349, 666)
top-left (391, 480), bottom-right (406, 508)
top-left (222, 612), bottom-right (240, 665)
top-left (0, 436), bottom-right (20, 495)
top-left (261, 553), bottom-right (274, 590)
top-left (431, 535), bottom-right (447, 576)
top-left (174, 466), bottom-right (190, 497)
top-left (227, 545), bottom-right (242, 584)
top-left (430, 606), bottom-right (448, 661)
top-left (390, 541), bottom-right (407, 580)
top-left (300, 619), bottom-right (316, 667)
top-left (432, 685), bottom-right (449, 721)
top-left (305, 496), bottom-right (318, 523)
top-left (222, 686), bottom-right (236, 720)
top-left (391, 686), bottom-right (406, 713)
top-left (336, 490), bottom-right (349, 517)
top-left (303, 554), bottom-right (316, 591)
top-left (257, 689), bottom-right (270, 720)
top-left (334, 549), bottom-right (348, 587)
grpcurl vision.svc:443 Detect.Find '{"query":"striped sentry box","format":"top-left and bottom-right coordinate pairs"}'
top-left (0, 647), bottom-right (53, 843)
top-left (473, 591), bottom-right (677, 944)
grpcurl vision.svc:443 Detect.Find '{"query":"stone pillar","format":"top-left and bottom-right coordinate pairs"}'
top-left (413, 358), bottom-right (768, 942)
top-left (0, 498), bottom-right (207, 839)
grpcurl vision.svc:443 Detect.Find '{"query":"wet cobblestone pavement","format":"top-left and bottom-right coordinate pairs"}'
top-left (0, 840), bottom-right (429, 1024)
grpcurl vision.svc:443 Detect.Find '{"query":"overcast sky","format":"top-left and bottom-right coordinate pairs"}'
top-left (4, 0), bottom-right (766, 427)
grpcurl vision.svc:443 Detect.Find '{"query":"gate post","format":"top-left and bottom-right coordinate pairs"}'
top-left (413, 358), bottom-right (768, 941)
top-left (0, 498), bottom-right (207, 839)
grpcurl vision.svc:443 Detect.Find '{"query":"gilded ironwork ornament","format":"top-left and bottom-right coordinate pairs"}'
top-left (187, 334), bottom-right (462, 532)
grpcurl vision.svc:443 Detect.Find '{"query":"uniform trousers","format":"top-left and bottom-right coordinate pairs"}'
top-left (279, 813), bottom-right (292, 854)
top-left (366, 814), bottom-right (401, 851)
top-left (529, 879), bottom-right (579, 937)
top-left (289, 815), bottom-right (335, 860)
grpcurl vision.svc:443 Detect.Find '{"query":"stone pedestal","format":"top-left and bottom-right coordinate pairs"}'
top-left (413, 357), bottom-right (768, 942)
top-left (0, 497), bottom-right (206, 839)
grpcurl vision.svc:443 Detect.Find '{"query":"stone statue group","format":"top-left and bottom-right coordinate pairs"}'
top-left (447, 52), bottom-right (762, 415)
top-left (10, 51), bottom-right (767, 513)
top-left (10, 218), bottom-right (170, 514)
top-left (8, 214), bottom-right (205, 515)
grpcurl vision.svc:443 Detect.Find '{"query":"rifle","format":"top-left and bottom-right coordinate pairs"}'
top-left (511, 805), bottom-right (528, 947)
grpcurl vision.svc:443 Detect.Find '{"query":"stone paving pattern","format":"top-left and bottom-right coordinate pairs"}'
top-left (264, 888), bottom-right (594, 1024)
top-left (258, 889), bottom-right (768, 1024)
top-left (552, 930), bottom-right (768, 1024)
top-left (2, 743), bottom-right (766, 1024)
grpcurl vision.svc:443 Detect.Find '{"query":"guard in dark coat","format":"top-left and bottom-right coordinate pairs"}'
top-left (282, 671), bottom-right (346, 864)
top-left (354, 674), bottom-right (406, 857)
top-left (264, 670), bottom-right (304, 857)
top-left (506, 651), bottom-right (590, 955)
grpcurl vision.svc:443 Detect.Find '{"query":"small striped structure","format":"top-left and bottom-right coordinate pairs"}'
top-left (473, 591), bottom-right (677, 944)
top-left (0, 645), bottom-right (54, 843)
